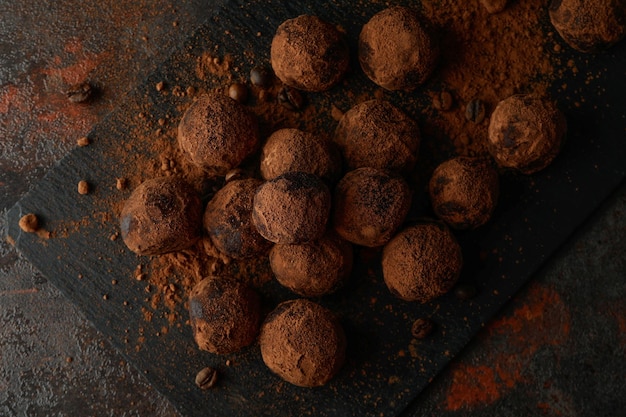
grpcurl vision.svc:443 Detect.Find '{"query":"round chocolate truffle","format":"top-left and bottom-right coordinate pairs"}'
top-left (487, 95), bottom-right (567, 174)
top-left (270, 233), bottom-right (353, 297)
top-left (359, 6), bottom-right (439, 91)
top-left (260, 128), bottom-right (341, 183)
top-left (252, 172), bottom-right (331, 244)
top-left (382, 222), bottom-right (462, 303)
top-left (259, 299), bottom-right (346, 387)
top-left (429, 157), bottom-right (500, 230)
top-left (204, 178), bottom-right (272, 259)
top-left (333, 99), bottom-right (420, 173)
top-left (271, 15), bottom-right (349, 92)
top-left (120, 176), bottom-right (202, 256)
top-left (549, 0), bottom-right (626, 53)
top-left (178, 93), bottom-right (259, 175)
top-left (332, 167), bottom-right (411, 247)
top-left (188, 277), bottom-right (261, 354)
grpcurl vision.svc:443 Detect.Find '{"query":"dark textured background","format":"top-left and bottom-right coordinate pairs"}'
top-left (1, 1), bottom-right (625, 416)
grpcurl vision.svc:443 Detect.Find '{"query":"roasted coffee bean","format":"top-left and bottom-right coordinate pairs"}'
top-left (66, 82), bottom-right (93, 103)
top-left (454, 283), bottom-right (478, 300)
top-left (465, 99), bottom-right (486, 123)
top-left (278, 86), bottom-right (304, 111)
top-left (411, 318), bottom-right (435, 339)
top-left (250, 66), bottom-right (274, 88)
top-left (228, 83), bottom-right (248, 103)
top-left (195, 367), bottom-right (218, 390)
top-left (433, 91), bottom-right (453, 111)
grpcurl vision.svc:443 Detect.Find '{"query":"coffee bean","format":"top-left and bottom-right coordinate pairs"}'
top-left (433, 91), bottom-right (453, 111)
top-left (454, 283), bottom-right (478, 300)
top-left (66, 82), bottom-right (93, 103)
top-left (411, 318), bottom-right (435, 339)
top-left (195, 367), bottom-right (218, 390)
top-left (465, 99), bottom-right (486, 123)
top-left (228, 83), bottom-right (248, 104)
top-left (250, 66), bottom-right (273, 88)
top-left (278, 86), bottom-right (304, 111)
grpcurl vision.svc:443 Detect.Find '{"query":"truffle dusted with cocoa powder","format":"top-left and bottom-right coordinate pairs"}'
top-left (488, 95), bottom-right (566, 174)
top-left (252, 172), bottom-right (331, 244)
top-left (270, 233), bottom-right (353, 297)
top-left (259, 299), bottom-right (346, 387)
top-left (178, 93), bottom-right (259, 175)
top-left (429, 157), bottom-right (500, 230)
top-left (204, 178), bottom-right (272, 259)
top-left (271, 15), bottom-right (349, 92)
top-left (359, 6), bottom-right (439, 91)
top-left (549, 0), bottom-right (626, 53)
top-left (382, 222), bottom-right (462, 303)
top-left (120, 176), bottom-right (202, 256)
top-left (332, 167), bottom-right (411, 247)
top-left (260, 128), bottom-right (341, 184)
top-left (188, 277), bottom-right (261, 355)
top-left (333, 99), bottom-right (420, 174)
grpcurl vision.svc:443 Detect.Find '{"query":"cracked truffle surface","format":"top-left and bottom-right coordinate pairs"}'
top-left (188, 277), bottom-right (261, 355)
top-left (271, 15), bottom-right (349, 92)
top-left (260, 128), bottom-right (341, 183)
top-left (332, 167), bottom-right (411, 247)
top-left (259, 299), bottom-right (346, 387)
top-left (382, 222), bottom-right (462, 303)
top-left (120, 176), bottom-right (202, 256)
top-left (270, 233), bottom-right (353, 297)
top-left (252, 172), bottom-right (331, 244)
top-left (178, 93), bottom-right (259, 175)
top-left (204, 178), bottom-right (272, 259)
top-left (429, 157), bottom-right (500, 229)
top-left (334, 100), bottom-right (420, 174)
top-left (359, 6), bottom-right (438, 91)
top-left (549, 0), bottom-right (626, 53)
top-left (487, 94), bottom-right (566, 174)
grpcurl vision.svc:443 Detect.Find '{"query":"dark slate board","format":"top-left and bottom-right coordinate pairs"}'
top-left (7, 1), bottom-right (626, 416)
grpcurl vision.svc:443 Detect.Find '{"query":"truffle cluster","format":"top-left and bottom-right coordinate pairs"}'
top-left (114, 3), bottom-right (593, 391)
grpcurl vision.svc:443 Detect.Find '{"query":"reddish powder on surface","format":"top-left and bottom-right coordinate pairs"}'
top-left (445, 283), bottom-right (571, 411)
top-left (420, 0), bottom-right (555, 156)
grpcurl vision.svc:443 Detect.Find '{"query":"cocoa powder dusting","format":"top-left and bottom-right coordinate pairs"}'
top-left (420, 0), bottom-right (555, 156)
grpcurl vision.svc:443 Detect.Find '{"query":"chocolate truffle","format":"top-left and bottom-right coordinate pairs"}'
top-left (252, 172), bottom-right (331, 244)
top-left (332, 167), bottom-right (411, 247)
top-left (204, 178), bottom-right (272, 259)
top-left (271, 15), bottom-right (349, 92)
top-left (333, 100), bottom-right (420, 173)
top-left (120, 176), bottom-right (202, 256)
top-left (487, 95), bottom-right (567, 174)
top-left (270, 233), bottom-right (353, 297)
top-left (188, 277), bottom-right (261, 355)
top-left (359, 6), bottom-right (439, 91)
top-left (382, 222), bottom-right (462, 303)
top-left (260, 128), bottom-right (341, 183)
top-left (178, 93), bottom-right (259, 175)
top-left (429, 157), bottom-right (500, 229)
top-left (549, 0), bottom-right (626, 53)
top-left (259, 299), bottom-right (346, 387)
